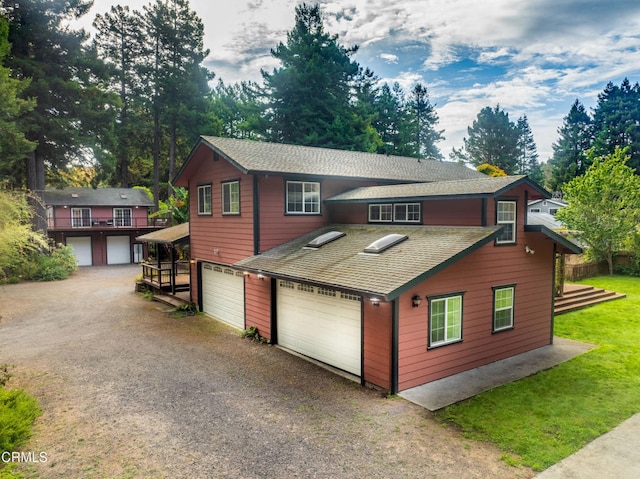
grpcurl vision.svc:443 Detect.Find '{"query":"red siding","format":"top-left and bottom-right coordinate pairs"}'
top-left (245, 276), bottom-right (272, 339)
top-left (397, 233), bottom-right (555, 391)
top-left (424, 198), bottom-right (484, 226)
top-left (188, 155), bottom-right (256, 265)
top-left (363, 301), bottom-right (392, 390)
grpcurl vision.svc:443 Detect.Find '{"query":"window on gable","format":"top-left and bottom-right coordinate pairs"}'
top-left (496, 200), bottom-right (516, 244)
top-left (369, 203), bottom-right (420, 223)
top-left (71, 208), bottom-right (91, 228)
top-left (493, 286), bottom-right (515, 332)
top-left (286, 181), bottom-right (320, 214)
top-left (113, 208), bottom-right (132, 227)
top-left (428, 294), bottom-right (463, 348)
top-left (197, 184), bottom-right (212, 215)
top-left (222, 181), bottom-right (240, 215)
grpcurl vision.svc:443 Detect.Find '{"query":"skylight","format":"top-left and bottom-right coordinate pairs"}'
top-left (363, 233), bottom-right (408, 254)
top-left (306, 231), bottom-right (346, 248)
top-left (71, 193), bottom-right (79, 198)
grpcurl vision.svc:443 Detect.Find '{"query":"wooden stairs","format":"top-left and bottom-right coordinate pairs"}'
top-left (555, 284), bottom-right (626, 315)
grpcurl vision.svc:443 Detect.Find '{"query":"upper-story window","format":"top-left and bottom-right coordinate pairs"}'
top-left (71, 208), bottom-right (91, 228)
top-left (286, 181), bottom-right (320, 214)
top-left (197, 184), bottom-right (212, 215)
top-left (222, 181), bottom-right (240, 215)
top-left (113, 208), bottom-right (132, 227)
top-left (496, 200), bottom-right (516, 244)
top-left (369, 203), bottom-right (421, 223)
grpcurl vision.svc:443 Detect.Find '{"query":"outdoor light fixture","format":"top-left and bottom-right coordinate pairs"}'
top-left (525, 245), bottom-right (535, 255)
top-left (411, 295), bottom-right (422, 308)
top-left (257, 273), bottom-right (265, 281)
top-left (370, 297), bottom-right (381, 307)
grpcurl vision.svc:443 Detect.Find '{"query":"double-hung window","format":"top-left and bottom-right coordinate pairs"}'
top-left (286, 181), bottom-right (320, 214)
top-left (369, 203), bottom-right (421, 223)
top-left (222, 181), bottom-right (240, 215)
top-left (113, 208), bottom-right (132, 227)
top-left (197, 184), bottom-right (212, 215)
top-left (71, 208), bottom-right (91, 228)
top-left (496, 200), bottom-right (516, 244)
top-left (428, 294), bottom-right (463, 348)
top-left (493, 286), bottom-right (515, 332)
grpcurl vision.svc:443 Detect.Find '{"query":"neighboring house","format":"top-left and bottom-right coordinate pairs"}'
top-left (173, 136), bottom-right (582, 394)
top-left (528, 198), bottom-right (567, 216)
top-left (44, 187), bottom-right (162, 266)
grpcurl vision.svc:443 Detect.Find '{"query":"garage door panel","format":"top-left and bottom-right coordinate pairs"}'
top-left (67, 237), bottom-right (92, 266)
top-left (201, 264), bottom-right (245, 329)
top-left (277, 282), bottom-right (361, 376)
top-left (107, 236), bottom-right (131, 264)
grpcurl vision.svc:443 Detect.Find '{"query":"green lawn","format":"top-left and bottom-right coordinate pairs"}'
top-left (435, 275), bottom-right (640, 471)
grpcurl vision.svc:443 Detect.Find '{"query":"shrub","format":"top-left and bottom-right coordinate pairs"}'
top-left (33, 245), bottom-right (78, 282)
top-left (0, 389), bottom-right (40, 453)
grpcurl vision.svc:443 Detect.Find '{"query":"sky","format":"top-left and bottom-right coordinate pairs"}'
top-left (77, 0), bottom-right (640, 161)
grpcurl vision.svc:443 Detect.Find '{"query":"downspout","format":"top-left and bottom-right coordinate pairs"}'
top-left (391, 299), bottom-right (399, 395)
top-left (550, 243), bottom-right (557, 345)
top-left (270, 279), bottom-right (278, 344)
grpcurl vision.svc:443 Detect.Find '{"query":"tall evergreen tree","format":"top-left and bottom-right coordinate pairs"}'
top-left (515, 115), bottom-right (542, 183)
top-left (0, 13), bottom-right (36, 186)
top-left (407, 83), bottom-right (444, 160)
top-left (261, 3), bottom-right (373, 150)
top-left (591, 78), bottom-right (640, 171)
top-left (463, 105), bottom-right (520, 173)
top-left (373, 82), bottom-right (411, 156)
top-left (547, 99), bottom-right (592, 192)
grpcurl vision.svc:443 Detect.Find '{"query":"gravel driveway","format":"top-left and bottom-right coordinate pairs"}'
top-left (0, 266), bottom-right (534, 478)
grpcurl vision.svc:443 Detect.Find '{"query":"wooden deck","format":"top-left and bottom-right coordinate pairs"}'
top-left (139, 262), bottom-right (190, 295)
top-left (555, 284), bottom-right (626, 315)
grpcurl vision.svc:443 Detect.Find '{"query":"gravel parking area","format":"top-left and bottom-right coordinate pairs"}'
top-left (0, 266), bottom-right (535, 478)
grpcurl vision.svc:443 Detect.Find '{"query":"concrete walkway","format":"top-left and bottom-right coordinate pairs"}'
top-left (400, 337), bottom-right (596, 411)
top-left (535, 413), bottom-right (640, 479)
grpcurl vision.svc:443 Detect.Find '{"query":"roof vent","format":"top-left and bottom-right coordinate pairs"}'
top-left (363, 233), bottom-right (408, 254)
top-left (120, 193), bottom-right (127, 199)
top-left (306, 230), bottom-right (346, 248)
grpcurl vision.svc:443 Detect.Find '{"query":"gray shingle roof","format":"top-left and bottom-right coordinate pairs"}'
top-left (326, 175), bottom-right (549, 202)
top-left (136, 222), bottom-right (189, 244)
top-left (235, 224), bottom-right (501, 300)
top-left (183, 136), bottom-right (485, 183)
top-left (43, 188), bottom-right (154, 207)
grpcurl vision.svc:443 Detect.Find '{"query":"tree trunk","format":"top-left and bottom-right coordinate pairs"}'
top-left (26, 150), bottom-right (48, 234)
top-left (607, 252), bottom-right (614, 275)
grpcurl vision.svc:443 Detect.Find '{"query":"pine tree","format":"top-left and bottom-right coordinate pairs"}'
top-left (463, 105), bottom-right (520, 173)
top-left (515, 115), bottom-right (542, 183)
top-left (547, 99), bottom-right (592, 192)
top-left (407, 83), bottom-right (444, 160)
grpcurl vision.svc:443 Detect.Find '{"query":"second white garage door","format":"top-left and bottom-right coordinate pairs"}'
top-left (106, 236), bottom-right (131, 264)
top-left (277, 281), bottom-right (362, 376)
top-left (201, 264), bottom-right (245, 329)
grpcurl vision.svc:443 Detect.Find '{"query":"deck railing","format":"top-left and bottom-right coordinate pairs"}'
top-left (140, 261), bottom-right (190, 294)
top-left (48, 217), bottom-right (169, 230)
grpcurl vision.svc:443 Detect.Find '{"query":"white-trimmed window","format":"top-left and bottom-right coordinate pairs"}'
top-left (113, 208), bottom-right (132, 227)
top-left (222, 181), bottom-right (240, 215)
top-left (493, 286), bottom-right (515, 331)
top-left (286, 181), bottom-right (320, 214)
top-left (428, 294), bottom-right (463, 348)
top-left (368, 204), bottom-right (393, 222)
top-left (197, 184), bottom-right (212, 215)
top-left (71, 208), bottom-right (91, 228)
top-left (496, 200), bottom-right (516, 244)
top-left (369, 202), bottom-right (421, 223)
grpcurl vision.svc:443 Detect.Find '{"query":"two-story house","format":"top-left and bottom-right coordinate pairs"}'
top-left (174, 136), bottom-right (581, 394)
top-left (44, 187), bottom-right (161, 266)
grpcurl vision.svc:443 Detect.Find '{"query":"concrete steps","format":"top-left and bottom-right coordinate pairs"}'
top-left (555, 284), bottom-right (626, 315)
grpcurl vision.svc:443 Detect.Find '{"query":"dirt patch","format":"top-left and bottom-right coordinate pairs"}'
top-left (0, 266), bottom-right (535, 478)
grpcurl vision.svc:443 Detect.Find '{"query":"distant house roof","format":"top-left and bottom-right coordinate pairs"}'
top-left (528, 198), bottom-right (567, 208)
top-left (527, 212), bottom-right (564, 230)
top-left (326, 175), bottom-right (550, 203)
top-left (174, 136), bottom-right (485, 186)
top-left (235, 224), bottom-right (502, 301)
top-left (136, 222), bottom-right (189, 245)
top-left (43, 188), bottom-right (153, 207)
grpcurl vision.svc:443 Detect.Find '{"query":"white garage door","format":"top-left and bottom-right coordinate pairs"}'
top-left (277, 281), bottom-right (362, 376)
top-left (107, 236), bottom-right (131, 264)
top-left (201, 264), bottom-right (245, 329)
top-left (67, 236), bottom-right (92, 266)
